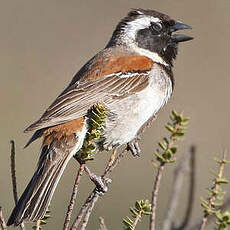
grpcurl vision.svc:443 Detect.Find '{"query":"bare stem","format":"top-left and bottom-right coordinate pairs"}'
top-left (131, 212), bottom-right (142, 230)
top-left (80, 194), bottom-right (99, 230)
top-left (10, 140), bottom-right (18, 205)
top-left (70, 193), bottom-right (93, 230)
top-left (9, 140), bottom-right (26, 230)
top-left (150, 163), bottom-right (165, 230)
top-left (150, 112), bottom-right (189, 230)
top-left (63, 163), bottom-right (85, 230)
top-left (0, 207), bottom-right (7, 230)
top-left (98, 217), bottom-right (107, 230)
top-left (70, 147), bottom-right (127, 230)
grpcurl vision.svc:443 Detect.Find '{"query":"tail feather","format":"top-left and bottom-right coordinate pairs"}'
top-left (7, 134), bottom-right (82, 226)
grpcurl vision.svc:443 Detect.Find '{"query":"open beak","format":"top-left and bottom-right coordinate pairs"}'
top-left (170, 21), bottom-right (193, 43)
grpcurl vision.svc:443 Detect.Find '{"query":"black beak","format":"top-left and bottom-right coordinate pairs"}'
top-left (170, 21), bottom-right (193, 43)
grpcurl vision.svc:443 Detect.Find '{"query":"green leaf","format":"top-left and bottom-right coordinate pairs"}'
top-left (216, 178), bottom-right (229, 184)
top-left (170, 147), bottom-right (177, 154)
top-left (158, 141), bottom-right (167, 150)
top-left (165, 124), bottom-right (175, 133)
top-left (175, 131), bottom-right (185, 135)
top-left (130, 207), bottom-right (138, 217)
top-left (172, 110), bottom-right (178, 117)
top-left (135, 201), bottom-right (141, 210)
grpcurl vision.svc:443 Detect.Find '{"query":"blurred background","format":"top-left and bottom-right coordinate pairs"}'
top-left (1, 0), bottom-right (230, 229)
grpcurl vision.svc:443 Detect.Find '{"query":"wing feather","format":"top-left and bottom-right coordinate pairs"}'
top-left (25, 52), bottom-right (154, 132)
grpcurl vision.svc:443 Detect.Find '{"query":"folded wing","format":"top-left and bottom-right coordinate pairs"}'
top-left (25, 53), bottom-right (154, 132)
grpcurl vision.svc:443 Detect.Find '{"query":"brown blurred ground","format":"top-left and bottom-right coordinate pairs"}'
top-left (0, 0), bottom-right (230, 229)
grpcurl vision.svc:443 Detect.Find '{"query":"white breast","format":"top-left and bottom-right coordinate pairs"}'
top-left (136, 66), bottom-right (172, 122)
top-left (103, 64), bottom-right (173, 149)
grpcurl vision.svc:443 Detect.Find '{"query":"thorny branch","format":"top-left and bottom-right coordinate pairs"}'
top-left (149, 163), bottom-right (165, 230)
top-left (131, 212), bottom-right (142, 230)
top-left (186, 196), bottom-right (230, 230)
top-left (150, 111), bottom-right (189, 230)
top-left (4, 111), bottom-right (229, 230)
top-left (80, 194), bottom-right (98, 230)
top-left (10, 140), bottom-right (25, 230)
top-left (199, 151), bottom-right (228, 230)
top-left (10, 140), bottom-right (18, 205)
top-left (71, 147), bottom-right (127, 230)
top-left (63, 163), bottom-right (85, 230)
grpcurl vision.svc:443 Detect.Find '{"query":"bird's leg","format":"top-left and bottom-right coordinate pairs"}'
top-left (73, 156), bottom-right (111, 194)
top-left (127, 137), bottom-right (141, 157)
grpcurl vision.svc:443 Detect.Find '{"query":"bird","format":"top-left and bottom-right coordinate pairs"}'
top-left (7, 8), bottom-right (193, 226)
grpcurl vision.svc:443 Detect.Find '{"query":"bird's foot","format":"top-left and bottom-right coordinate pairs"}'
top-left (95, 177), bottom-right (112, 196)
top-left (90, 173), bottom-right (112, 194)
top-left (73, 156), bottom-right (112, 194)
top-left (84, 166), bottom-right (112, 194)
top-left (127, 138), bottom-right (141, 157)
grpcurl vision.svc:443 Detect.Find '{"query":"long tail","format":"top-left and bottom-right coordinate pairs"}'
top-left (7, 133), bottom-right (84, 226)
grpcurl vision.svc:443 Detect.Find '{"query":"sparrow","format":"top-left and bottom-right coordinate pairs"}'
top-left (7, 8), bottom-right (193, 226)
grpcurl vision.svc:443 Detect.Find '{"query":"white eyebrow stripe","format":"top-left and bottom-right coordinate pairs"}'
top-left (149, 17), bottom-right (161, 23)
top-left (124, 16), bottom-right (161, 40)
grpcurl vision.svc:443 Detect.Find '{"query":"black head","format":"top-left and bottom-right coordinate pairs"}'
top-left (107, 9), bottom-right (193, 66)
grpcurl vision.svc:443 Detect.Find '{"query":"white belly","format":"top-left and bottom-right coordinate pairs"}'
top-left (103, 65), bottom-right (172, 149)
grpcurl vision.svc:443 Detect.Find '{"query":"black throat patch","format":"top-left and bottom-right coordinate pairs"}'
top-left (136, 28), bottom-right (178, 66)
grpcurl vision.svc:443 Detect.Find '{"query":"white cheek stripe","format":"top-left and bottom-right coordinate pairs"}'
top-left (132, 44), bottom-right (169, 67)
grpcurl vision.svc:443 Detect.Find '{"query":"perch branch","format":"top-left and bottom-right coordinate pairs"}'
top-left (71, 147), bottom-right (127, 230)
top-left (63, 163), bottom-right (85, 230)
top-left (80, 193), bottom-right (99, 230)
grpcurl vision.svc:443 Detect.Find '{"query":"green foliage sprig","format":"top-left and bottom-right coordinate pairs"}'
top-left (123, 200), bottom-right (151, 230)
top-left (78, 104), bottom-right (107, 161)
top-left (200, 154), bottom-right (230, 230)
top-left (153, 110), bottom-right (189, 165)
top-left (216, 210), bottom-right (230, 230)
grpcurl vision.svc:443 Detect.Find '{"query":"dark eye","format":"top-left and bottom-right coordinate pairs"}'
top-left (150, 22), bottom-right (162, 33)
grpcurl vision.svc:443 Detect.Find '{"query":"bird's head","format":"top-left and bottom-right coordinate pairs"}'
top-left (107, 9), bottom-right (193, 66)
